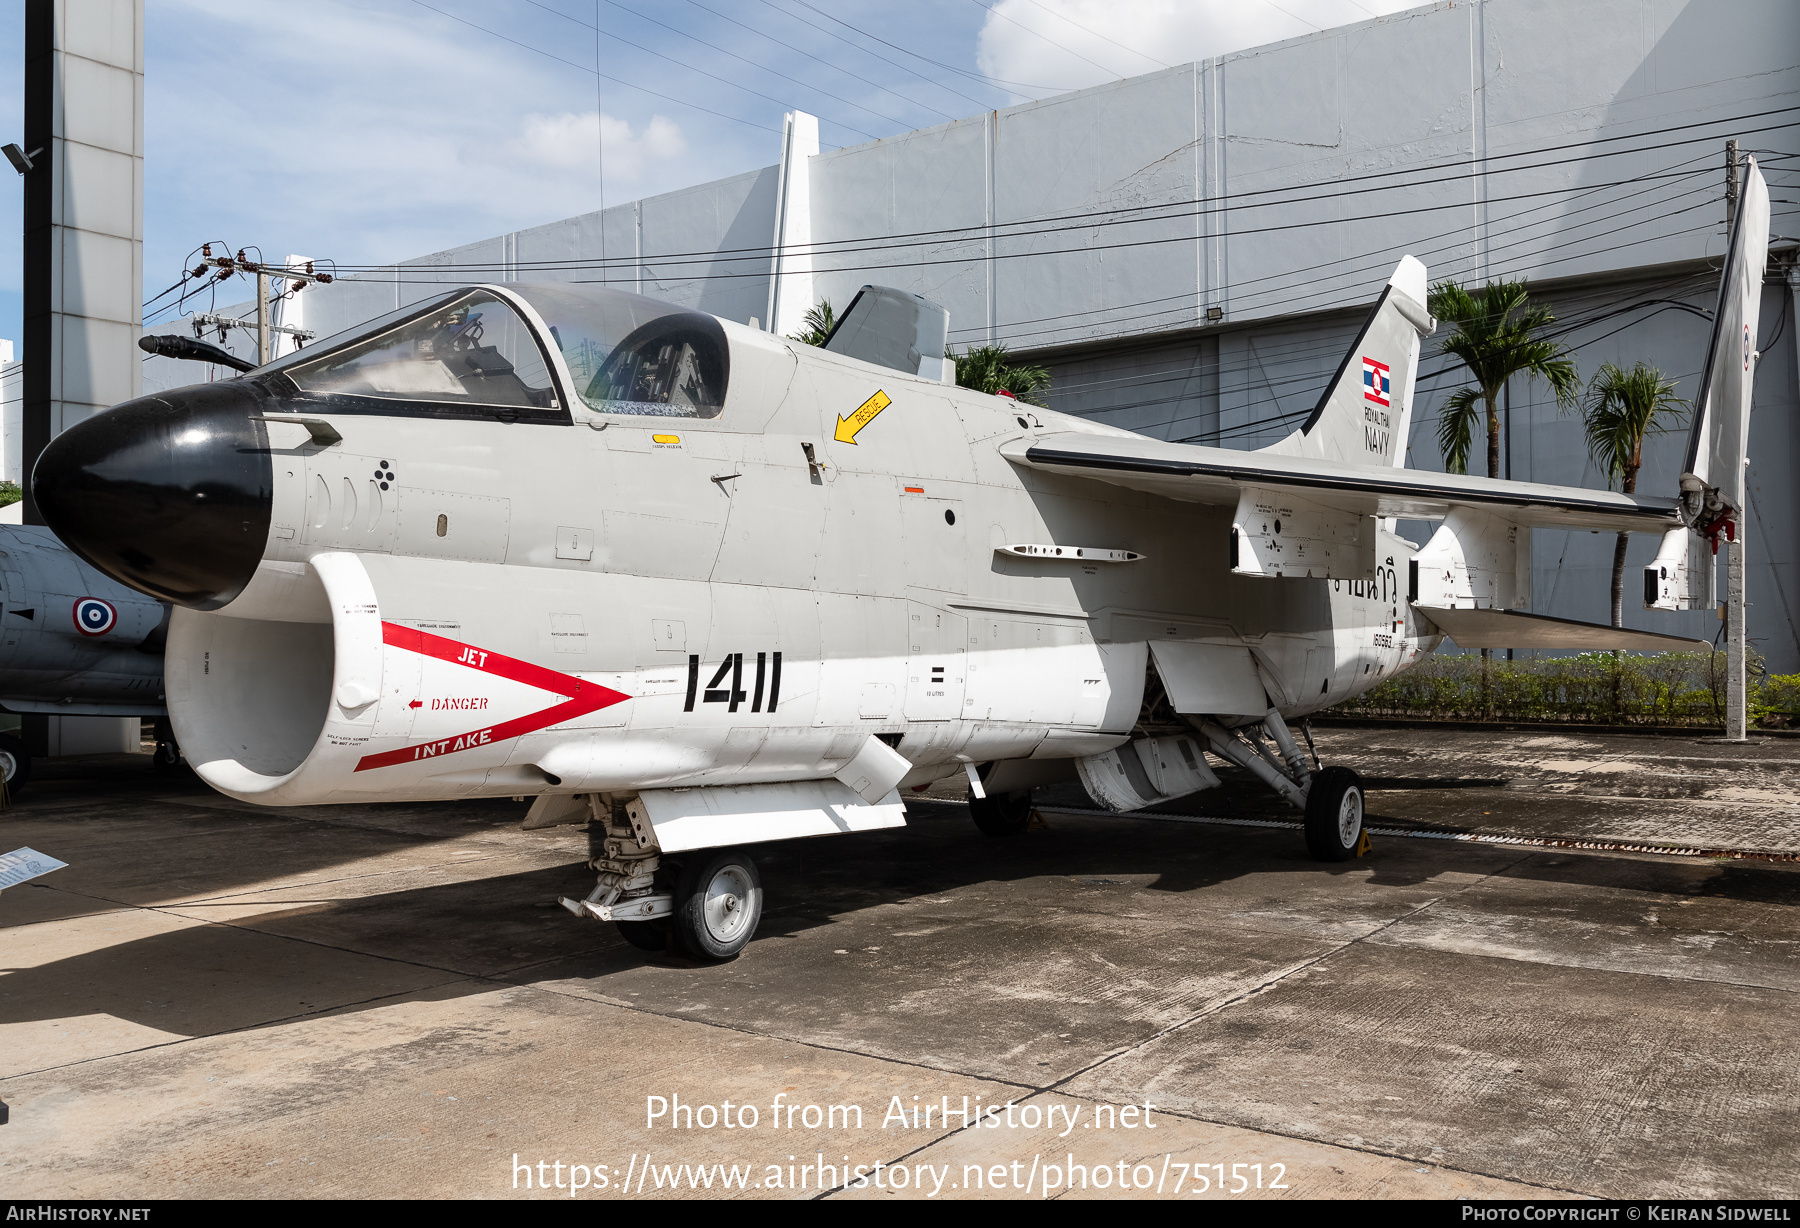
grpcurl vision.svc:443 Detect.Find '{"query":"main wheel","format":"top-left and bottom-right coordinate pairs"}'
top-left (0, 732), bottom-right (31, 800)
top-left (969, 789), bottom-right (1033, 836)
top-left (1304, 766), bottom-right (1365, 861)
top-left (671, 849), bottom-right (762, 961)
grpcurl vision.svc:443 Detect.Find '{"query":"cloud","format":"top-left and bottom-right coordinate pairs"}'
top-left (517, 111), bottom-right (687, 183)
top-left (975, 0), bottom-right (1423, 97)
top-left (139, 0), bottom-right (728, 316)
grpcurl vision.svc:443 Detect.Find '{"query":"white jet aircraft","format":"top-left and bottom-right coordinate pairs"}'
top-left (32, 159), bottom-right (1769, 960)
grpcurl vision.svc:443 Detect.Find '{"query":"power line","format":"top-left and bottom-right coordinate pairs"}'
top-left (966, 0), bottom-right (1139, 83)
top-left (595, 0), bottom-right (929, 133)
top-left (516, 0), bottom-right (881, 141)
top-left (975, 154), bottom-right (1725, 341)
top-left (755, 0), bottom-right (1004, 111)
top-left (1042, 269), bottom-right (1718, 409)
top-left (678, 0), bottom-right (963, 124)
top-left (780, 0), bottom-right (1072, 96)
top-left (319, 109), bottom-right (1800, 278)
top-left (1095, 268), bottom-right (1719, 442)
top-left (1009, 172), bottom-right (1727, 348)
top-left (1007, 0), bottom-right (1171, 71)
top-left (598, 167), bottom-right (1782, 289)
top-left (406, 0), bottom-right (789, 137)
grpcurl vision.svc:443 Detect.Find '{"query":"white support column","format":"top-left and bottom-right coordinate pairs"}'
top-left (764, 111), bottom-right (817, 339)
top-left (1726, 529), bottom-right (1747, 741)
top-left (22, 0), bottom-right (145, 523)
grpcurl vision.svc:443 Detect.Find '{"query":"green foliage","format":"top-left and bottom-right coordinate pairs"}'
top-left (0, 482), bottom-right (20, 508)
top-left (1426, 278), bottom-right (1580, 477)
top-left (788, 300), bottom-right (836, 347)
top-left (1326, 650), bottom-right (1800, 727)
top-left (1435, 386), bottom-right (1482, 477)
top-left (1582, 361), bottom-right (1687, 494)
top-left (948, 343), bottom-right (1051, 407)
top-left (1751, 674), bottom-right (1800, 726)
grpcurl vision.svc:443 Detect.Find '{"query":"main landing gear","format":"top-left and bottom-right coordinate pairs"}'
top-left (968, 788), bottom-right (1034, 836)
top-left (560, 799), bottom-right (763, 962)
top-left (0, 732), bottom-right (30, 800)
top-left (1196, 710), bottom-right (1366, 862)
top-left (151, 717), bottom-right (183, 774)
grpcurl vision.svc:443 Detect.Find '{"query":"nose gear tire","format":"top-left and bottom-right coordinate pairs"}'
top-left (1304, 766), bottom-right (1365, 861)
top-left (672, 849), bottom-right (762, 961)
top-left (616, 919), bottom-right (671, 952)
top-left (969, 789), bottom-right (1033, 836)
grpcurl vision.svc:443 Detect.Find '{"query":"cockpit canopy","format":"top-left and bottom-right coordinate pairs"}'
top-left (257, 282), bottom-right (730, 422)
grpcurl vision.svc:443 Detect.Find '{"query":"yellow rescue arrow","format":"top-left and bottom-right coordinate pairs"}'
top-left (834, 390), bottom-right (890, 444)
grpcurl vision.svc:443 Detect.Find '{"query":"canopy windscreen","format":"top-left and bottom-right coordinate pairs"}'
top-left (512, 283), bottom-right (730, 419)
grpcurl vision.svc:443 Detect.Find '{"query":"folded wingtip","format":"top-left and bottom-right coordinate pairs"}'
top-left (1389, 254), bottom-right (1428, 306)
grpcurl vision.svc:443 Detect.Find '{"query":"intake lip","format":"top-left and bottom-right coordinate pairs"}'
top-left (33, 380), bottom-right (274, 610)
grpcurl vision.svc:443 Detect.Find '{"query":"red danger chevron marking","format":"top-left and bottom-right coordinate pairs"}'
top-left (353, 622), bottom-right (630, 772)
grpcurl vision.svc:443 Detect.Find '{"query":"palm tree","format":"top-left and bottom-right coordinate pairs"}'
top-left (789, 300), bottom-right (836, 347)
top-left (1582, 362), bottom-right (1688, 627)
top-left (948, 343), bottom-right (1051, 408)
top-left (1428, 279), bottom-right (1580, 479)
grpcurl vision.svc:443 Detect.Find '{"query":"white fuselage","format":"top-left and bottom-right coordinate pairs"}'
top-left (165, 322), bottom-right (1437, 805)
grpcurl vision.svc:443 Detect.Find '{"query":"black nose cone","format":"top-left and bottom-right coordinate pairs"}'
top-left (34, 381), bottom-right (273, 610)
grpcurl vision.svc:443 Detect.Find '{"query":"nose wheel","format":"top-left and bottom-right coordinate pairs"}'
top-left (670, 849), bottom-right (763, 961)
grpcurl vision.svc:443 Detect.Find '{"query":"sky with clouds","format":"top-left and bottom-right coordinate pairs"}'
top-left (0, 0), bottom-right (1413, 346)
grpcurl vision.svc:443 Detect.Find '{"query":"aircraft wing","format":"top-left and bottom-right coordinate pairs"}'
top-left (1003, 432), bottom-right (1682, 534)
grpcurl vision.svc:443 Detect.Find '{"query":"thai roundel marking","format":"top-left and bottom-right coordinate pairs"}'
top-left (74, 597), bottom-right (118, 637)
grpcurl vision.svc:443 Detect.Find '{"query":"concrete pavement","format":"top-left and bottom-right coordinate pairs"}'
top-left (2, 728), bottom-right (1795, 1200)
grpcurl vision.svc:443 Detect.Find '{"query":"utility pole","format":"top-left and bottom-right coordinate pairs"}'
top-left (186, 311), bottom-right (314, 351)
top-left (1725, 138), bottom-right (1739, 229)
top-left (1724, 139), bottom-right (1747, 742)
top-left (188, 247), bottom-right (333, 365)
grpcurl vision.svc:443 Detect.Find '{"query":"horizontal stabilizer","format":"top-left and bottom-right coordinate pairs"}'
top-left (1414, 605), bottom-right (1709, 652)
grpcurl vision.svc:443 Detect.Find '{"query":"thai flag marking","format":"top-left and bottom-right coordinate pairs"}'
top-left (1362, 357), bottom-right (1391, 407)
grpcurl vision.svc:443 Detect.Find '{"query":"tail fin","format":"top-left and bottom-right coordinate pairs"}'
top-left (1680, 155), bottom-right (1770, 529)
top-left (1261, 255), bottom-right (1435, 467)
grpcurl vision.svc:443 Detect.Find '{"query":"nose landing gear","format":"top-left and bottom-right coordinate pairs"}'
top-left (671, 849), bottom-right (763, 961)
top-left (561, 798), bottom-right (763, 961)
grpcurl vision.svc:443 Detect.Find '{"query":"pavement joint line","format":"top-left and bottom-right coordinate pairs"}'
top-left (1, 865), bottom-right (1715, 1200)
top-left (13, 790), bottom-right (1782, 1195)
top-left (1027, 804), bottom-right (1800, 862)
top-left (0, 975), bottom-right (479, 1083)
top-left (138, 793), bottom-right (563, 853)
top-left (813, 853), bottom-right (1593, 1204)
top-left (19, 875), bottom-right (1045, 1099)
top-left (146, 851), bottom-right (548, 908)
top-left (1038, 847), bottom-right (1541, 1092)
